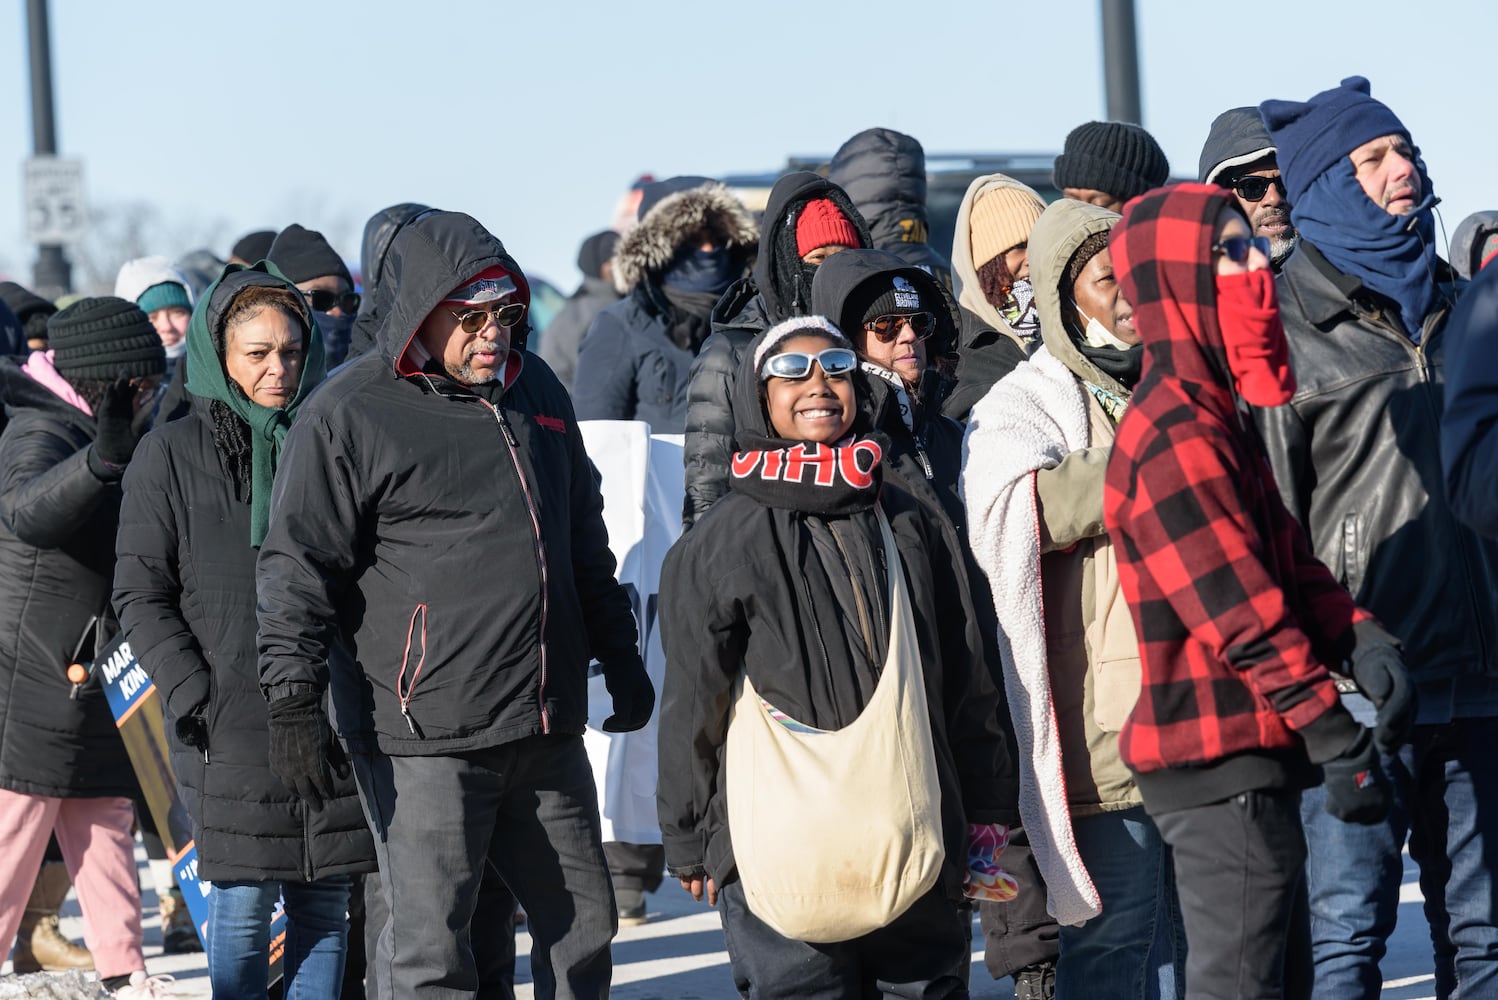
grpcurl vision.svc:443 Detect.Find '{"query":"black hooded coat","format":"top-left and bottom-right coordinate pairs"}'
top-left (683, 172), bottom-right (872, 527)
top-left (113, 268), bottom-right (374, 881)
top-left (656, 325), bottom-right (1011, 894)
top-left (256, 212), bottom-right (643, 756)
top-left (828, 129), bottom-right (953, 290)
top-left (573, 184), bottom-right (757, 433)
top-left (348, 202), bottom-right (433, 361)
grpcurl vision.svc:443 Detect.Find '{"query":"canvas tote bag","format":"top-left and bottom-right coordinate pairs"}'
top-left (725, 509), bottom-right (945, 942)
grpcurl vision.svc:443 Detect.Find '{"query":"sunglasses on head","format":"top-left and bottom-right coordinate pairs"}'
top-left (862, 311), bottom-right (937, 342)
top-left (1212, 236), bottom-right (1272, 263)
top-left (759, 347), bottom-right (858, 382)
top-left (450, 301), bottom-right (527, 335)
top-left (303, 289), bottom-right (362, 314)
top-left (1230, 175), bottom-right (1287, 202)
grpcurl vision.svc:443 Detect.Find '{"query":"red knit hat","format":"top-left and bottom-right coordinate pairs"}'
top-left (795, 199), bottom-right (861, 258)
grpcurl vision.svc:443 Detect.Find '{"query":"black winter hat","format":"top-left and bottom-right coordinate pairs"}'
top-left (268, 224), bottom-right (355, 287)
top-left (47, 297), bottom-right (167, 380)
top-left (0, 280), bottom-right (58, 324)
top-left (1198, 107), bottom-right (1277, 185)
top-left (230, 229), bottom-right (276, 264)
top-left (1053, 121), bottom-right (1171, 202)
top-left (576, 230), bottom-right (621, 280)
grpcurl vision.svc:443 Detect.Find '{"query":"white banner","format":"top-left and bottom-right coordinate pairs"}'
top-left (578, 421), bottom-right (684, 845)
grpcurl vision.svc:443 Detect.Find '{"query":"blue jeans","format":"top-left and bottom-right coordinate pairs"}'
top-left (1301, 700), bottom-right (1498, 999)
top-left (207, 876), bottom-right (352, 999)
top-left (1056, 806), bottom-right (1186, 1000)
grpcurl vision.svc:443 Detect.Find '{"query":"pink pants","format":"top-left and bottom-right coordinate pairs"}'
top-left (0, 788), bottom-right (143, 978)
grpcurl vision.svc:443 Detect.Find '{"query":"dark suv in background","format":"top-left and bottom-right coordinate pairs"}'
top-left (720, 152), bottom-right (1063, 262)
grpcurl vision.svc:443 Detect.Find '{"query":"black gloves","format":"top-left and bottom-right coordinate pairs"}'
top-left (602, 659), bottom-right (655, 733)
top-left (267, 692), bottom-right (348, 810)
top-left (92, 376), bottom-right (144, 471)
top-left (1347, 621), bottom-right (1416, 755)
top-left (175, 715), bottom-right (209, 757)
top-left (1319, 728), bottom-right (1391, 825)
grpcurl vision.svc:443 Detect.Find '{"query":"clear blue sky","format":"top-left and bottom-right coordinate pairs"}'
top-left (3, 0), bottom-right (1494, 292)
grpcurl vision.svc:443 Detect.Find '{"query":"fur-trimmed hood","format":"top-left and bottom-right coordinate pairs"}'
top-left (612, 182), bottom-right (758, 295)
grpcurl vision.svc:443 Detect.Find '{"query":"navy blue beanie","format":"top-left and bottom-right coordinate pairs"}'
top-left (1260, 76), bottom-right (1409, 208)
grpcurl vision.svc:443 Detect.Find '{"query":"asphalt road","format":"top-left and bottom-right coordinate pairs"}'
top-left (3, 842), bottom-right (1442, 998)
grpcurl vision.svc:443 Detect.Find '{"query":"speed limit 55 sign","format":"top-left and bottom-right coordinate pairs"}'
top-left (24, 157), bottom-right (87, 245)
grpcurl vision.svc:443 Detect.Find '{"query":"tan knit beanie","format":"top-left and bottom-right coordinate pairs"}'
top-left (969, 183), bottom-right (1047, 269)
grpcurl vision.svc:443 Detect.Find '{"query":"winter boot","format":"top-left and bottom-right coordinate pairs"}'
top-left (11, 862), bottom-right (95, 973)
top-left (158, 886), bottom-right (202, 954)
top-left (1014, 958), bottom-right (1056, 1000)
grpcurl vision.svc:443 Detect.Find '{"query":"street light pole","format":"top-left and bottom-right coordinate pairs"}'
top-left (1101, 0), bottom-right (1143, 125)
top-left (27, 0), bottom-right (72, 297)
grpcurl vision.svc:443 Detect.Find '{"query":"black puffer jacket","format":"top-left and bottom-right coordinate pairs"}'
top-left (349, 202), bottom-right (433, 361)
top-left (257, 212), bottom-right (644, 755)
top-left (115, 404), bottom-right (374, 881)
top-left (0, 360), bottom-right (135, 798)
top-left (683, 173), bottom-right (871, 526)
top-left (828, 128), bottom-right (953, 290)
top-left (657, 330), bottom-right (1011, 896)
top-left (1258, 241), bottom-right (1498, 685)
top-left (573, 184), bottom-right (757, 432)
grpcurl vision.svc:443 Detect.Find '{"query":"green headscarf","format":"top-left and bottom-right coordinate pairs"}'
top-left (185, 260), bottom-right (327, 546)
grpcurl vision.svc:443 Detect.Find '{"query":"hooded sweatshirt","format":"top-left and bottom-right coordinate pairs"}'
top-left (1102, 184), bottom-right (1364, 812)
top-left (683, 173), bottom-right (872, 527)
top-left (657, 323), bottom-right (1010, 893)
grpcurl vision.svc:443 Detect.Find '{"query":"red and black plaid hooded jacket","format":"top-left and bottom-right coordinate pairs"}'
top-left (1103, 184), bottom-right (1366, 803)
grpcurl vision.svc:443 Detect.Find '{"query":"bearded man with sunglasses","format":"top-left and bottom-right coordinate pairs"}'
top-left (1199, 106), bottom-right (1299, 269)
top-left (257, 210), bottom-right (652, 1000)
top-left (1257, 78), bottom-right (1498, 999)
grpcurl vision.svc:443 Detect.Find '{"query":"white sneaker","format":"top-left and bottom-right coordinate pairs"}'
top-left (113, 971), bottom-right (175, 998)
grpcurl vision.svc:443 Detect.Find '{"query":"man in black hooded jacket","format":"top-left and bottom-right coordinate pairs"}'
top-left (256, 210), bottom-right (654, 999)
top-left (682, 171), bottom-right (872, 527)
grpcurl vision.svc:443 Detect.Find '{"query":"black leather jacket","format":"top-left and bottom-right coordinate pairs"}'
top-left (1256, 242), bottom-right (1497, 682)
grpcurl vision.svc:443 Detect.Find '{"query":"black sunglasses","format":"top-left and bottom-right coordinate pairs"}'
top-left (862, 311), bottom-right (937, 342)
top-left (450, 301), bottom-right (527, 335)
top-left (304, 288), bottom-right (362, 314)
top-left (759, 347), bottom-right (859, 381)
top-left (1230, 175), bottom-right (1287, 202)
top-left (1212, 236), bottom-right (1273, 263)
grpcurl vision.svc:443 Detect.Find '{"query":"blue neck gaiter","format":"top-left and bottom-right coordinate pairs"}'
top-left (662, 246), bottom-right (737, 295)
top-left (1291, 155), bottom-right (1439, 340)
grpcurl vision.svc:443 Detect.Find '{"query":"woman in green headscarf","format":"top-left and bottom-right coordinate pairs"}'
top-left (114, 261), bottom-right (374, 998)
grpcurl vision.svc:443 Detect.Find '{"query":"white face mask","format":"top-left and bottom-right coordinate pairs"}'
top-left (1075, 304), bottom-right (1131, 351)
top-left (163, 340), bottom-right (188, 360)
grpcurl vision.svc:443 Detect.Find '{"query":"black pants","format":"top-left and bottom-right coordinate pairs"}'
top-left (353, 735), bottom-right (615, 1000)
top-left (362, 866), bottom-right (518, 1000)
top-left (977, 824), bottom-right (1060, 978)
top-left (603, 841), bottom-right (664, 896)
top-left (719, 880), bottom-right (970, 999)
top-left (1151, 788), bottom-right (1310, 1000)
